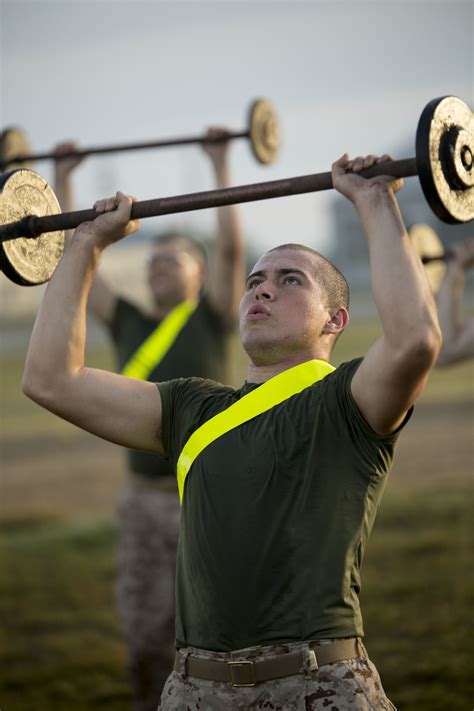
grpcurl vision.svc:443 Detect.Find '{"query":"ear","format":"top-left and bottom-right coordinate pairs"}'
top-left (322, 306), bottom-right (349, 336)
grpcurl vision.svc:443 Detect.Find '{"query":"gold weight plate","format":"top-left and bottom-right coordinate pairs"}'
top-left (0, 170), bottom-right (64, 286)
top-left (0, 127), bottom-right (33, 171)
top-left (249, 99), bottom-right (281, 165)
top-left (409, 223), bottom-right (446, 292)
top-left (416, 96), bottom-right (473, 224)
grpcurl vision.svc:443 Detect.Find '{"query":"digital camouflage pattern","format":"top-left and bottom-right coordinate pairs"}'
top-left (159, 639), bottom-right (396, 710)
top-left (116, 480), bottom-right (181, 711)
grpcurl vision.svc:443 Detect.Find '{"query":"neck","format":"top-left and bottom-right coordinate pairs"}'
top-left (152, 303), bottom-right (174, 320)
top-left (245, 350), bottom-right (330, 384)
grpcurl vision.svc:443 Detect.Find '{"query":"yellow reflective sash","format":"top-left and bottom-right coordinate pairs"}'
top-left (176, 358), bottom-right (335, 503)
top-left (121, 300), bottom-right (197, 380)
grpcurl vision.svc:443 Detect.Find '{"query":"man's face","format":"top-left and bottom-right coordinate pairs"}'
top-left (146, 239), bottom-right (204, 306)
top-left (239, 248), bottom-right (331, 365)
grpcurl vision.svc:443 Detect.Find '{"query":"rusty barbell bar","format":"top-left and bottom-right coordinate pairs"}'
top-left (0, 99), bottom-right (280, 169)
top-left (0, 158), bottom-right (418, 244)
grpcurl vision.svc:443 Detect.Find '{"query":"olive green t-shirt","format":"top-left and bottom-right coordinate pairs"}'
top-left (158, 358), bottom-right (410, 651)
top-left (110, 295), bottom-right (233, 478)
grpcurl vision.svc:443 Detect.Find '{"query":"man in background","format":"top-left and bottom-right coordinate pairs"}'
top-left (53, 130), bottom-right (244, 710)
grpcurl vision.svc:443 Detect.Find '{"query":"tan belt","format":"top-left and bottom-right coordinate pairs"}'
top-left (174, 638), bottom-right (363, 687)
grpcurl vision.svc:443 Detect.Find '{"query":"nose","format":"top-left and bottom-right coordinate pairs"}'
top-left (254, 281), bottom-right (274, 301)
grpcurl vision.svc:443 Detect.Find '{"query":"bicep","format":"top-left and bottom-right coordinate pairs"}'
top-left (52, 369), bottom-right (164, 455)
top-left (351, 338), bottom-right (430, 435)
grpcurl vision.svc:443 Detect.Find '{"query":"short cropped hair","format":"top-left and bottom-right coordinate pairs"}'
top-left (269, 243), bottom-right (349, 311)
top-left (151, 231), bottom-right (207, 268)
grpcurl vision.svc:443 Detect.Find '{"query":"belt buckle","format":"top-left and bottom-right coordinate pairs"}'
top-left (228, 660), bottom-right (257, 687)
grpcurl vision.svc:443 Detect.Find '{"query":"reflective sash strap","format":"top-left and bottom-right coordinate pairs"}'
top-left (121, 300), bottom-right (197, 380)
top-left (176, 359), bottom-right (335, 504)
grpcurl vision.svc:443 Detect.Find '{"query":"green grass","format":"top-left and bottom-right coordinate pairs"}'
top-left (362, 483), bottom-right (473, 710)
top-left (0, 520), bottom-right (131, 711)
top-left (0, 484), bottom-right (472, 710)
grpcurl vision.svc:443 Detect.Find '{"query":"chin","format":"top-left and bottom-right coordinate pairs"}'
top-left (152, 289), bottom-right (182, 304)
top-left (242, 336), bottom-right (281, 365)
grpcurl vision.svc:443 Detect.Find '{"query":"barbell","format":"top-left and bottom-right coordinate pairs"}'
top-left (0, 98), bottom-right (280, 170)
top-left (0, 95), bottom-right (472, 287)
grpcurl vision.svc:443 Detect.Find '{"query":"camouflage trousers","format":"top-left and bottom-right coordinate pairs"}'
top-left (158, 639), bottom-right (396, 710)
top-left (116, 477), bottom-right (181, 711)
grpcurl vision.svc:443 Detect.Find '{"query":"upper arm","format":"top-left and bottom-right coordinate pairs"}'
top-left (351, 336), bottom-right (435, 435)
top-left (39, 368), bottom-right (164, 456)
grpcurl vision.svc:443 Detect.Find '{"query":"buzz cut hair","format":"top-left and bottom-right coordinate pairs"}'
top-left (269, 243), bottom-right (350, 311)
top-left (151, 230), bottom-right (207, 268)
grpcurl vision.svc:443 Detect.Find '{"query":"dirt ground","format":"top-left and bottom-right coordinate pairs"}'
top-left (2, 398), bottom-right (472, 522)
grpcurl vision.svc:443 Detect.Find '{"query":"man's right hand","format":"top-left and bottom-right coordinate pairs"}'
top-left (332, 153), bottom-right (404, 208)
top-left (54, 141), bottom-right (85, 182)
top-left (202, 126), bottom-right (231, 169)
top-left (75, 191), bottom-right (140, 250)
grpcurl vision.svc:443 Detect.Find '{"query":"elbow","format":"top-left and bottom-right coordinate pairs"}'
top-left (22, 364), bottom-right (60, 410)
top-left (22, 368), bottom-right (47, 406)
top-left (405, 323), bottom-right (442, 371)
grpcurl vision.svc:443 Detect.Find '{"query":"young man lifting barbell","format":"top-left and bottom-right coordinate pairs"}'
top-left (23, 152), bottom-right (441, 709)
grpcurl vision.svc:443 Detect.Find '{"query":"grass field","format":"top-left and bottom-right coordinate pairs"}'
top-left (1, 318), bottom-right (473, 710)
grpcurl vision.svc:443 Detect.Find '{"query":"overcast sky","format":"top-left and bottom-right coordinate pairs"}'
top-left (1, 0), bottom-right (472, 254)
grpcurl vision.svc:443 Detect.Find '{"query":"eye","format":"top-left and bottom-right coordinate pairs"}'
top-left (246, 278), bottom-right (262, 291)
top-left (284, 275), bottom-right (300, 285)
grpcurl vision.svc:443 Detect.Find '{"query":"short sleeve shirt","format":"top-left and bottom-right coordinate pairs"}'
top-left (158, 358), bottom-right (410, 651)
top-left (110, 294), bottom-right (234, 478)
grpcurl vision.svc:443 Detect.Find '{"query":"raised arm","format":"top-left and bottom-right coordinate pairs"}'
top-left (54, 142), bottom-right (117, 326)
top-left (435, 238), bottom-right (474, 366)
top-left (22, 193), bottom-right (164, 455)
top-left (201, 128), bottom-right (245, 325)
top-left (332, 153), bottom-right (441, 435)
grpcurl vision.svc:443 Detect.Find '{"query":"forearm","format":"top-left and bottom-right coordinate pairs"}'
top-left (357, 185), bottom-right (440, 355)
top-left (23, 233), bottom-right (101, 403)
top-left (436, 263), bottom-right (464, 346)
top-left (54, 174), bottom-right (75, 212)
top-left (213, 159), bottom-right (242, 258)
top-left (206, 156), bottom-right (245, 321)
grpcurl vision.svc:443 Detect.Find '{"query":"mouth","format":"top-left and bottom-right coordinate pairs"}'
top-left (245, 304), bottom-right (271, 320)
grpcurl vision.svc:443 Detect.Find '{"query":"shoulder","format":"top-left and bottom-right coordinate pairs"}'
top-left (319, 357), bottom-right (364, 393)
top-left (320, 357), bottom-right (411, 444)
top-left (195, 293), bottom-right (237, 333)
top-left (110, 296), bottom-right (152, 333)
top-left (114, 296), bottom-right (147, 321)
top-left (157, 376), bottom-right (234, 414)
top-left (157, 377), bottom-right (236, 462)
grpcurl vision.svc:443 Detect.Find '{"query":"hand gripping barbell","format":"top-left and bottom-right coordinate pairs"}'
top-left (0, 98), bottom-right (280, 170)
top-left (0, 96), bottom-right (472, 286)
